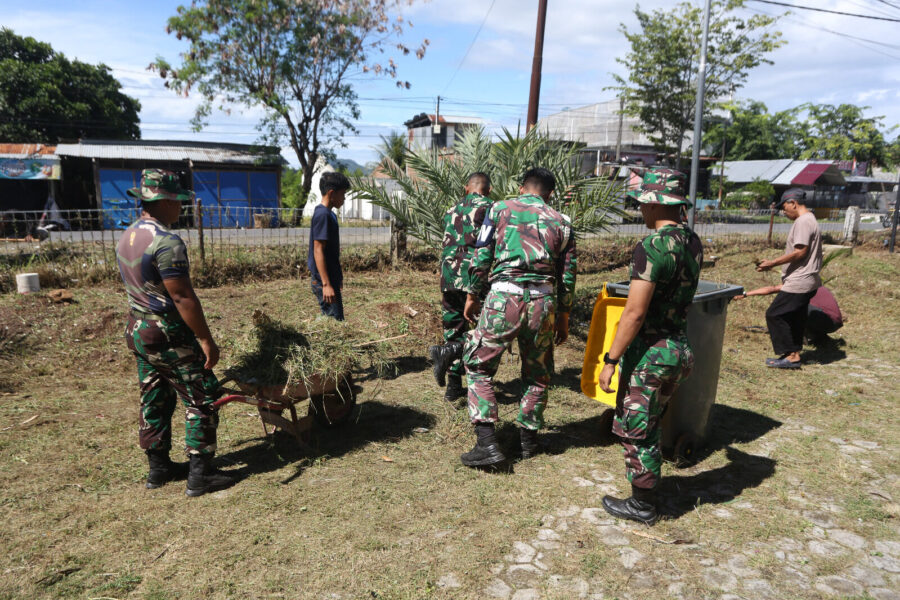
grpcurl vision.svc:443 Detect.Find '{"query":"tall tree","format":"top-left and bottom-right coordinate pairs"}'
top-left (705, 100), bottom-right (803, 161)
top-left (611, 1), bottom-right (784, 166)
top-left (0, 28), bottom-right (140, 142)
top-left (153, 0), bottom-right (428, 205)
top-left (799, 103), bottom-right (896, 168)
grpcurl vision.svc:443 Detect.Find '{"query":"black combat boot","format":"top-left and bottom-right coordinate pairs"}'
top-left (601, 484), bottom-right (659, 525)
top-left (429, 342), bottom-right (463, 387)
top-left (460, 423), bottom-right (506, 468)
top-left (145, 449), bottom-right (187, 489)
top-left (519, 427), bottom-right (542, 459)
top-left (444, 374), bottom-right (466, 402)
top-left (185, 453), bottom-right (236, 497)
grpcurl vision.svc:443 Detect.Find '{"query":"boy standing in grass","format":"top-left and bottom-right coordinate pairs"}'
top-left (308, 172), bottom-right (350, 320)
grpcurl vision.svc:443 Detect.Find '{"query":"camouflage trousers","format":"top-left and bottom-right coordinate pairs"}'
top-left (441, 289), bottom-right (469, 376)
top-left (125, 313), bottom-right (220, 456)
top-left (463, 289), bottom-right (555, 431)
top-left (612, 336), bottom-right (694, 489)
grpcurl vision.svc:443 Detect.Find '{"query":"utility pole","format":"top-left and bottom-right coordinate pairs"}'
top-left (526, 0), bottom-right (548, 131)
top-left (890, 169), bottom-right (899, 253)
top-left (432, 95), bottom-right (441, 161)
top-left (687, 0), bottom-right (712, 229)
top-left (615, 97), bottom-right (624, 163)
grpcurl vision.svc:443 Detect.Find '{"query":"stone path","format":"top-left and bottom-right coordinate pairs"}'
top-left (436, 419), bottom-right (900, 599)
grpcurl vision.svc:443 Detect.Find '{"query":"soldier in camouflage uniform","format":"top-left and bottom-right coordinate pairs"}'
top-left (459, 167), bottom-right (576, 467)
top-left (429, 173), bottom-right (493, 402)
top-left (117, 169), bottom-right (234, 497)
top-left (596, 168), bottom-right (702, 525)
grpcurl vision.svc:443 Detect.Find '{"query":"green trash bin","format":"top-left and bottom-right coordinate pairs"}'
top-left (606, 280), bottom-right (744, 461)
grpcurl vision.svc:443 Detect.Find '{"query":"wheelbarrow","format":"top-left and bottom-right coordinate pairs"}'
top-left (213, 373), bottom-right (359, 446)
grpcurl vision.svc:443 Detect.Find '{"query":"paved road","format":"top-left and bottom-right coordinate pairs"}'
top-left (41, 220), bottom-right (888, 248)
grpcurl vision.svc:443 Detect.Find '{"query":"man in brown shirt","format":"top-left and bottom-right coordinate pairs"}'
top-left (756, 188), bottom-right (823, 368)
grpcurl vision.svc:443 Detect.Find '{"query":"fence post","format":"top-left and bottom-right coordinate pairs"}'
top-left (890, 171), bottom-right (899, 253)
top-left (841, 206), bottom-right (860, 245)
top-left (196, 198), bottom-right (205, 264)
top-left (767, 202), bottom-right (775, 246)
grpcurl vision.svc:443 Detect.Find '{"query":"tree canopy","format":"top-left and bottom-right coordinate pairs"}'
top-left (611, 0), bottom-right (784, 165)
top-left (706, 100), bottom-right (898, 169)
top-left (0, 28), bottom-right (141, 142)
top-left (153, 0), bottom-right (427, 205)
top-left (376, 130), bottom-right (408, 170)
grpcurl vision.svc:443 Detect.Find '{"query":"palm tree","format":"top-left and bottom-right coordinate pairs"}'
top-left (375, 131), bottom-right (408, 170)
top-left (353, 126), bottom-right (625, 248)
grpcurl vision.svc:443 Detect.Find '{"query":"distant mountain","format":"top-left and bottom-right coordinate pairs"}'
top-left (330, 158), bottom-right (371, 175)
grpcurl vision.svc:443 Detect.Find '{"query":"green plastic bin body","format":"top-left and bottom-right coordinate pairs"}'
top-left (606, 280), bottom-right (744, 454)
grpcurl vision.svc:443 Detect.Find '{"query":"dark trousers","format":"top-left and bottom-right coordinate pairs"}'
top-left (765, 290), bottom-right (816, 355)
top-left (311, 280), bottom-right (344, 321)
top-left (441, 289), bottom-right (469, 376)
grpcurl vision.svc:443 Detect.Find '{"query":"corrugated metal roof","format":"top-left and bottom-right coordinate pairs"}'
top-left (0, 143), bottom-right (58, 159)
top-left (718, 159), bottom-right (792, 183)
top-left (772, 160), bottom-right (843, 186)
top-left (791, 162), bottom-right (831, 186)
top-left (55, 140), bottom-right (283, 165)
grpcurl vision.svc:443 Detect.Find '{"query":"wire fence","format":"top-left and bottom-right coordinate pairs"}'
top-left (0, 206), bottom-right (894, 290)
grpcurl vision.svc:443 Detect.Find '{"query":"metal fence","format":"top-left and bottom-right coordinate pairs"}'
top-left (0, 206), bottom-right (893, 274)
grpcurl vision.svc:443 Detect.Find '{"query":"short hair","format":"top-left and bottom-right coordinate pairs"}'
top-left (521, 167), bottom-right (556, 195)
top-left (467, 172), bottom-right (491, 190)
top-left (320, 172), bottom-right (351, 196)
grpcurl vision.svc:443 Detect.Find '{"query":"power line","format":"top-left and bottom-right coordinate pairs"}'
top-left (441, 0), bottom-right (497, 94)
top-left (745, 4), bottom-right (900, 59)
top-left (747, 0), bottom-right (900, 21)
top-left (869, 0), bottom-right (900, 11)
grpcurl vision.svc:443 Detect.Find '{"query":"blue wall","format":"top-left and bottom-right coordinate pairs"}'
top-left (98, 168), bottom-right (279, 229)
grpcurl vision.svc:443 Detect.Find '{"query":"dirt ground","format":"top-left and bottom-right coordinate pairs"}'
top-left (0, 245), bottom-right (898, 600)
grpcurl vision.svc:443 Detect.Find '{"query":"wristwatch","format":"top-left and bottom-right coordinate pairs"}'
top-left (603, 352), bottom-right (619, 365)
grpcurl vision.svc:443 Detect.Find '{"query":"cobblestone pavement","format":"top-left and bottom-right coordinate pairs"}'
top-left (435, 355), bottom-right (900, 599)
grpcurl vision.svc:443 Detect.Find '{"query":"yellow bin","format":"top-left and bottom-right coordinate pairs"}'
top-left (580, 283), bottom-right (626, 407)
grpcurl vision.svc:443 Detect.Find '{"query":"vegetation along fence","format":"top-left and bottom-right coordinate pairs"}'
top-left (0, 206), bottom-right (893, 292)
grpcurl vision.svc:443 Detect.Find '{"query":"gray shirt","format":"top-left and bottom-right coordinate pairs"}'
top-left (781, 211), bottom-right (822, 294)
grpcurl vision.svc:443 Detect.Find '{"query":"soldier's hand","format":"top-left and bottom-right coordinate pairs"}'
top-left (555, 312), bottom-right (569, 345)
top-left (463, 294), bottom-right (481, 323)
top-left (598, 363), bottom-right (615, 393)
top-left (199, 338), bottom-right (220, 371)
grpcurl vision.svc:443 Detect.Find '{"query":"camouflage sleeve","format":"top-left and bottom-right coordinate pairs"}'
top-left (464, 207), bottom-right (496, 296)
top-left (556, 225), bottom-right (577, 313)
top-left (156, 234), bottom-right (190, 280)
top-left (441, 207), bottom-right (454, 249)
top-left (630, 235), bottom-right (671, 283)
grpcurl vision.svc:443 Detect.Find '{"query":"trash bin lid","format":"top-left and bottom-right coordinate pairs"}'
top-left (607, 280), bottom-right (744, 303)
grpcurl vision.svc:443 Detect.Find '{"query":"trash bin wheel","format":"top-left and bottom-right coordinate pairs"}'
top-left (598, 408), bottom-right (616, 443)
top-left (309, 375), bottom-right (357, 428)
top-left (673, 432), bottom-right (699, 466)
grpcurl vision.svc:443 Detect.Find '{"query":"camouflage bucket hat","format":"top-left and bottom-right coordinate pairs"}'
top-left (635, 167), bottom-right (690, 206)
top-left (127, 169), bottom-right (194, 203)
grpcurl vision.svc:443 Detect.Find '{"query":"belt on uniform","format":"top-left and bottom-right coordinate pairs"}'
top-left (491, 281), bottom-right (554, 297)
top-left (130, 308), bottom-right (178, 321)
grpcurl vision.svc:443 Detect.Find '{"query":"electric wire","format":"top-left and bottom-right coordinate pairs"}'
top-left (441, 0), bottom-right (497, 94)
top-left (746, 0), bottom-right (900, 21)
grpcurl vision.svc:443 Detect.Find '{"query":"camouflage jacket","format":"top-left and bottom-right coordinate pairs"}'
top-left (466, 193), bottom-right (577, 312)
top-left (116, 218), bottom-right (190, 314)
top-left (630, 223), bottom-right (703, 340)
top-left (440, 193), bottom-right (493, 292)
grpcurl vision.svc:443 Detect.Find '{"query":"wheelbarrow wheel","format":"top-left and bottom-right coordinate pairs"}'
top-left (673, 432), bottom-right (699, 467)
top-left (309, 375), bottom-right (357, 428)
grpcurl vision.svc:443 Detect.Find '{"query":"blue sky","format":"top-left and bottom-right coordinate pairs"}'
top-left (3, 0), bottom-right (898, 167)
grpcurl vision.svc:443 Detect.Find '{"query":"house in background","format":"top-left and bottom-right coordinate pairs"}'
top-left (53, 139), bottom-right (284, 229)
top-left (404, 113), bottom-right (484, 153)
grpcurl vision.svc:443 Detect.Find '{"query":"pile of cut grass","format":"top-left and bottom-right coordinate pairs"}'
top-left (224, 309), bottom-right (393, 389)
